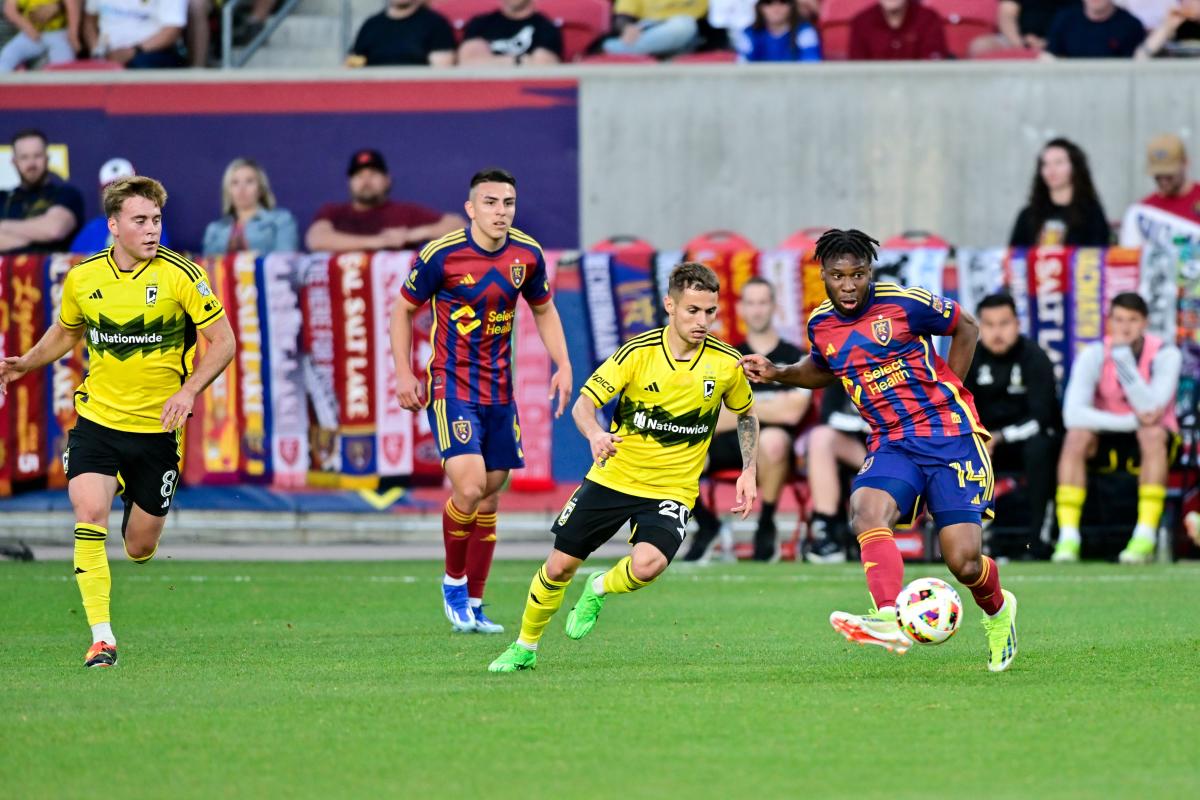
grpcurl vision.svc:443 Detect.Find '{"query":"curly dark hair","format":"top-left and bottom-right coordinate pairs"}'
top-left (1026, 138), bottom-right (1104, 235)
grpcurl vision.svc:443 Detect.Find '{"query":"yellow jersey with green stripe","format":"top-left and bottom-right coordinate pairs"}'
top-left (580, 327), bottom-right (755, 506)
top-left (58, 246), bottom-right (226, 433)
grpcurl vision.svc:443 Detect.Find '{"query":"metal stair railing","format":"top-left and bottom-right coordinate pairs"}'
top-left (221, 0), bottom-right (353, 69)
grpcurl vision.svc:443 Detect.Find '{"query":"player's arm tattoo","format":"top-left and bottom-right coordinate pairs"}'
top-left (737, 413), bottom-right (759, 472)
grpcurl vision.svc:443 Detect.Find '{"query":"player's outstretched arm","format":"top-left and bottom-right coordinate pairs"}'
top-left (946, 307), bottom-right (980, 380)
top-left (530, 300), bottom-right (573, 418)
top-left (160, 317), bottom-right (235, 431)
top-left (739, 353), bottom-right (836, 389)
top-left (0, 321), bottom-right (84, 393)
top-left (389, 296), bottom-right (423, 412)
top-left (731, 412), bottom-right (759, 520)
top-left (572, 394), bottom-right (622, 466)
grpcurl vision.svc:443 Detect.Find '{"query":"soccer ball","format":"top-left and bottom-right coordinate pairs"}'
top-left (895, 577), bottom-right (962, 645)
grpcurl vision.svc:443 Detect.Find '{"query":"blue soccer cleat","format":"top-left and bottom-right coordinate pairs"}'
top-left (442, 582), bottom-right (476, 632)
top-left (472, 604), bottom-right (504, 634)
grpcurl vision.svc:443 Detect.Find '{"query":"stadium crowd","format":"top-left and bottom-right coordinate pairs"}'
top-left (3, 124), bottom-right (1196, 564)
top-left (2, 0), bottom-right (1199, 71)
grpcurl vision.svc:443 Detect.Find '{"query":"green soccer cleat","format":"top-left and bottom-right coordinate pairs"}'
top-left (1050, 540), bottom-right (1080, 563)
top-left (565, 571), bottom-right (607, 640)
top-left (1117, 536), bottom-right (1155, 565)
top-left (981, 589), bottom-right (1018, 673)
top-left (488, 642), bottom-right (537, 673)
top-left (829, 607), bottom-right (912, 654)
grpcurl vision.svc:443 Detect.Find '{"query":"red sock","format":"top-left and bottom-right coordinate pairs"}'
top-left (857, 528), bottom-right (905, 609)
top-left (466, 512), bottom-right (498, 600)
top-left (964, 556), bottom-right (1004, 615)
top-left (442, 500), bottom-right (474, 579)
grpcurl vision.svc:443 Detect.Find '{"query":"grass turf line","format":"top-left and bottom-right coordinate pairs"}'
top-left (2, 560), bottom-right (1198, 799)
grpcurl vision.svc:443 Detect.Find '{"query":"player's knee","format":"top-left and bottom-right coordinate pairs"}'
top-left (631, 549), bottom-right (667, 581)
top-left (125, 541), bottom-right (156, 562)
top-left (949, 556), bottom-right (983, 586)
top-left (759, 429), bottom-right (791, 464)
top-left (1136, 426), bottom-right (1167, 451)
top-left (1060, 429), bottom-right (1093, 459)
top-left (454, 484), bottom-right (486, 510)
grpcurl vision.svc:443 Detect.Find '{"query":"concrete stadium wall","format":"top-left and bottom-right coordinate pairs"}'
top-left (578, 61), bottom-right (1200, 249)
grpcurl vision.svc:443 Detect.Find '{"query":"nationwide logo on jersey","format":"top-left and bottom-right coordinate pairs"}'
top-left (509, 260), bottom-right (526, 288)
top-left (453, 420), bottom-right (473, 444)
top-left (145, 285), bottom-right (158, 307)
top-left (451, 305), bottom-right (480, 335)
top-left (871, 316), bottom-right (893, 346)
top-left (703, 379), bottom-right (715, 399)
top-left (85, 313), bottom-right (186, 360)
top-left (619, 397), bottom-right (719, 448)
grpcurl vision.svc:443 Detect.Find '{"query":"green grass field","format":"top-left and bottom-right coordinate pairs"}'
top-left (3, 559), bottom-right (1199, 799)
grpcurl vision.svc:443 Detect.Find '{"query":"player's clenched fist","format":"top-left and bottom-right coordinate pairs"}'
top-left (588, 430), bottom-right (622, 466)
top-left (738, 354), bottom-right (778, 383)
top-left (395, 370), bottom-right (422, 412)
top-left (0, 356), bottom-right (30, 392)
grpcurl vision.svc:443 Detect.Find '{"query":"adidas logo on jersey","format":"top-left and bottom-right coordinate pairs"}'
top-left (825, 343), bottom-right (836, 357)
top-left (643, 382), bottom-right (660, 392)
top-left (89, 289), bottom-right (104, 300)
top-left (460, 273), bottom-right (476, 286)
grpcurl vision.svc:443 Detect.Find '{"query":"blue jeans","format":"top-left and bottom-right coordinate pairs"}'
top-left (603, 16), bottom-right (700, 57)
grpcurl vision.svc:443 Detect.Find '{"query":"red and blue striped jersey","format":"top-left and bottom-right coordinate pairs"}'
top-left (807, 283), bottom-right (988, 451)
top-left (400, 227), bottom-right (552, 405)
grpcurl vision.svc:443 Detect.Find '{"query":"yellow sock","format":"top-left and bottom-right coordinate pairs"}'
top-left (1137, 484), bottom-right (1167, 530)
top-left (1055, 485), bottom-right (1086, 531)
top-left (601, 556), bottom-right (653, 595)
top-left (517, 566), bottom-right (570, 646)
top-left (73, 524), bottom-right (111, 626)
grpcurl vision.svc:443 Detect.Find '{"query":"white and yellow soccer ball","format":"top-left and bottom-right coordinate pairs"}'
top-left (896, 577), bottom-right (962, 645)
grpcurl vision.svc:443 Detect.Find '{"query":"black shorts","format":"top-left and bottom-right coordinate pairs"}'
top-left (64, 416), bottom-right (182, 517)
top-left (1089, 430), bottom-right (1182, 475)
top-left (551, 479), bottom-right (691, 562)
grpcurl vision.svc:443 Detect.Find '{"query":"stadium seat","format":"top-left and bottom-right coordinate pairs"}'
top-left (702, 468), bottom-right (812, 561)
top-left (432, 0), bottom-right (497, 39)
top-left (590, 235), bottom-right (656, 254)
top-left (579, 53), bottom-right (657, 64)
top-left (923, 0), bottom-right (998, 58)
top-left (685, 229), bottom-right (757, 255)
top-left (818, 0), bottom-right (878, 60)
top-left (970, 47), bottom-right (1039, 59)
top-left (43, 59), bottom-right (123, 71)
top-left (539, 0), bottom-right (611, 61)
top-left (672, 51), bottom-right (738, 63)
top-left (882, 230), bottom-right (952, 248)
top-left (778, 226), bottom-right (831, 253)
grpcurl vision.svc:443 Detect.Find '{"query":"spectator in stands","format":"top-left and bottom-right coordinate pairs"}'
top-left (803, 382), bottom-right (869, 564)
top-left (457, 0), bottom-right (562, 65)
top-left (203, 158), bottom-right (297, 255)
top-left (603, 0), bottom-right (707, 58)
top-left (1043, 0), bottom-right (1146, 58)
top-left (0, 0), bottom-right (80, 71)
top-left (682, 278), bottom-right (810, 562)
top-left (1136, 0), bottom-right (1200, 56)
top-left (305, 149), bottom-right (464, 252)
top-left (186, 0), bottom-right (275, 67)
top-left (733, 0), bottom-right (821, 61)
top-left (1119, 0), bottom-right (1173, 30)
top-left (0, 129), bottom-right (84, 254)
top-left (848, 0), bottom-right (949, 60)
top-left (968, 0), bottom-right (1075, 55)
top-left (1009, 137), bottom-right (1111, 247)
top-left (965, 294), bottom-right (1060, 559)
top-left (72, 158), bottom-right (173, 252)
top-left (83, 0), bottom-right (185, 67)
top-left (1053, 292), bottom-right (1181, 564)
top-left (1125, 133), bottom-right (1200, 223)
top-left (346, 0), bottom-right (456, 67)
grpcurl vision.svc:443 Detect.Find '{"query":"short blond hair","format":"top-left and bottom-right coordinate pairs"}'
top-left (221, 158), bottom-right (276, 216)
top-left (103, 176), bottom-right (167, 219)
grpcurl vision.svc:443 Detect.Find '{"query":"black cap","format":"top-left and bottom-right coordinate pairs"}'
top-left (348, 149), bottom-right (387, 176)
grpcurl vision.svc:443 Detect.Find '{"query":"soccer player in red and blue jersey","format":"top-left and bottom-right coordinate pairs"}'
top-left (391, 168), bottom-right (572, 634)
top-left (740, 229), bottom-right (1019, 672)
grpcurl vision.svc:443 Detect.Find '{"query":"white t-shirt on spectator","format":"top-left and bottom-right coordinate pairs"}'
top-left (1116, 0), bottom-right (1173, 30)
top-left (708, 0), bottom-right (755, 31)
top-left (85, 0), bottom-right (187, 52)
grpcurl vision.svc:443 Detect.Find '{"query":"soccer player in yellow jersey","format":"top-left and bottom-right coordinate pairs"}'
top-left (489, 262), bottom-right (760, 672)
top-left (0, 177), bottom-right (235, 668)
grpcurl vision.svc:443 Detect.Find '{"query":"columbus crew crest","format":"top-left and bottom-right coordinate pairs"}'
top-left (453, 420), bottom-right (473, 444)
top-left (871, 316), bottom-right (892, 346)
top-left (509, 261), bottom-right (526, 288)
top-left (703, 379), bottom-right (716, 399)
